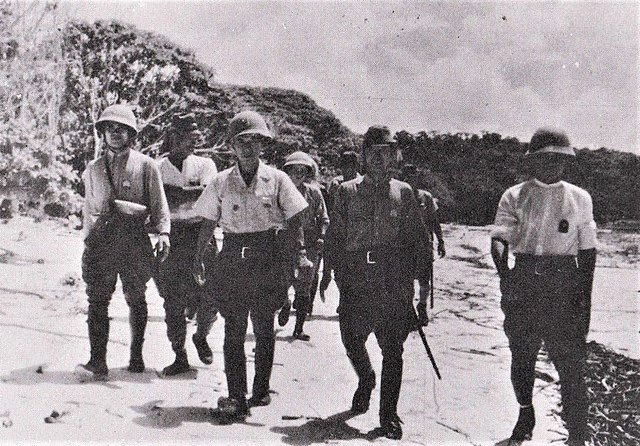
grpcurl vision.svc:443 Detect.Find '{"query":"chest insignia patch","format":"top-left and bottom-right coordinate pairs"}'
top-left (390, 209), bottom-right (398, 217)
top-left (122, 180), bottom-right (131, 188)
top-left (233, 204), bottom-right (239, 211)
top-left (558, 219), bottom-right (569, 233)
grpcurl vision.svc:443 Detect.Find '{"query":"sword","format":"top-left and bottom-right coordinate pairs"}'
top-left (412, 304), bottom-right (442, 380)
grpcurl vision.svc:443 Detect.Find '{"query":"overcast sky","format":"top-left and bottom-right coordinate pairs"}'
top-left (63, 1), bottom-right (639, 153)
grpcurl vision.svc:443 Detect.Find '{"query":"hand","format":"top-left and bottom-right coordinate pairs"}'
top-left (297, 250), bottom-right (314, 271)
top-left (192, 258), bottom-right (206, 286)
top-left (315, 238), bottom-right (325, 253)
top-left (417, 301), bottom-right (429, 327)
top-left (437, 241), bottom-right (446, 258)
top-left (155, 234), bottom-right (170, 263)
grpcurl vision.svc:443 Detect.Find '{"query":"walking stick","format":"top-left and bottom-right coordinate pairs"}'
top-left (429, 262), bottom-right (435, 309)
top-left (411, 305), bottom-right (442, 380)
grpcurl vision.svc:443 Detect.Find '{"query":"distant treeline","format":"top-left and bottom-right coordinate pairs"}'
top-left (1, 4), bottom-right (637, 224)
top-left (389, 131), bottom-right (639, 225)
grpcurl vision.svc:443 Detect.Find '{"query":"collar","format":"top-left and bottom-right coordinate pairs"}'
top-left (360, 174), bottom-right (391, 196)
top-left (230, 160), bottom-right (271, 187)
top-left (106, 148), bottom-right (130, 162)
top-left (532, 178), bottom-right (565, 188)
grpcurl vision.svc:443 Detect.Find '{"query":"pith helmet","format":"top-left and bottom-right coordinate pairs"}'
top-left (228, 111), bottom-right (272, 140)
top-left (363, 125), bottom-right (395, 148)
top-left (526, 127), bottom-right (575, 156)
top-left (95, 104), bottom-right (138, 136)
top-left (283, 151), bottom-right (315, 175)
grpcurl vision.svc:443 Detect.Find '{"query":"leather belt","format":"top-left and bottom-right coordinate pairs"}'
top-left (515, 254), bottom-right (578, 275)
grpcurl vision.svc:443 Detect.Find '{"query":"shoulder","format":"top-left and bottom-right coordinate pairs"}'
top-left (390, 178), bottom-right (413, 195)
top-left (214, 166), bottom-right (235, 184)
top-left (338, 176), bottom-right (362, 193)
top-left (561, 181), bottom-right (593, 204)
top-left (502, 181), bottom-right (528, 199)
top-left (131, 150), bottom-right (158, 168)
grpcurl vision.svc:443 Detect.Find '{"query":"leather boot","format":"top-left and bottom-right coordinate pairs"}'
top-left (127, 307), bottom-right (147, 373)
top-left (76, 303), bottom-right (109, 381)
top-left (292, 312), bottom-right (310, 341)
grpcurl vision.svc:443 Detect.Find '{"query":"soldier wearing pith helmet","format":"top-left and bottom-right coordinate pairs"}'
top-left (192, 110), bottom-right (308, 423)
top-left (331, 125), bottom-right (431, 440)
top-left (491, 127), bottom-right (597, 446)
top-left (76, 104), bottom-right (171, 381)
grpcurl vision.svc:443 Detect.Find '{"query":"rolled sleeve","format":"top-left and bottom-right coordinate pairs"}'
top-left (200, 158), bottom-right (218, 186)
top-left (490, 191), bottom-right (517, 243)
top-left (147, 162), bottom-right (171, 234)
top-left (278, 174), bottom-right (308, 219)
top-left (578, 195), bottom-right (597, 250)
top-left (193, 179), bottom-right (221, 222)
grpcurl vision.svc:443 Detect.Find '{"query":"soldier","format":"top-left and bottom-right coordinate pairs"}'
top-left (278, 151), bottom-right (329, 340)
top-left (76, 104), bottom-right (171, 381)
top-left (400, 163), bottom-right (446, 325)
top-left (155, 113), bottom-right (219, 376)
top-left (331, 126), bottom-right (431, 440)
top-left (319, 151), bottom-right (361, 299)
top-left (192, 111), bottom-right (308, 423)
top-left (490, 128), bottom-right (597, 446)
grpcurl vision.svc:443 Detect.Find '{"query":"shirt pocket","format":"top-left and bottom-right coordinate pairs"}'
top-left (257, 194), bottom-right (277, 219)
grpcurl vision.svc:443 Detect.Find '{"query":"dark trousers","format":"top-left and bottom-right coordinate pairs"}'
top-left (155, 222), bottom-right (216, 356)
top-left (207, 231), bottom-right (288, 401)
top-left (338, 250), bottom-right (413, 422)
top-left (81, 226), bottom-right (154, 364)
top-left (501, 255), bottom-right (588, 439)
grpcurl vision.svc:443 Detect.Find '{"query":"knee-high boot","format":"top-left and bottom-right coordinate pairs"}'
top-left (128, 305), bottom-right (148, 373)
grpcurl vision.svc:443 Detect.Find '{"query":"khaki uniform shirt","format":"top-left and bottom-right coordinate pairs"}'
top-left (332, 175), bottom-right (429, 254)
top-left (157, 154), bottom-right (217, 222)
top-left (491, 179), bottom-right (597, 256)
top-left (82, 149), bottom-right (171, 238)
top-left (193, 161), bottom-right (308, 233)
top-left (298, 182), bottom-right (330, 239)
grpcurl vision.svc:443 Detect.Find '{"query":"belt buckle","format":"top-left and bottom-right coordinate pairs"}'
top-left (241, 246), bottom-right (249, 259)
top-left (366, 251), bottom-right (376, 264)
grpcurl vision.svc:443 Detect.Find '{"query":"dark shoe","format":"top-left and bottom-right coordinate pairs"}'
top-left (293, 331), bottom-right (310, 341)
top-left (248, 393), bottom-right (272, 407)
top-left (212, 396), bottom-right (249, 424)
top-left (510, 406), bottom-right (535, 441)
top-left (127, 357), bottom-right (145, 373)
top-left (161, 356), bottom-right (190, 377)
top-left (371, 415), bottom-right (403, 440)
top-left (74, 361), bottom-right (108, 382)
top-left (192, 334), bottom-right (213, 365)
top-left (351, 373), bottom-right (376, 414)
top-left (278, 300), bottom-right (291, 327)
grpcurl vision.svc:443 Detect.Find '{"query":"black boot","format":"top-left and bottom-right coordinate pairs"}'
top-left (292, 312), bottom-right (310, 341)
top-left (161, 350), bottom-right (190, 377)
top-left (510, 406), bottom-right (535, 441)
top-left (193, 333), bottom-right (213, 365)
top-left (127, 307), bottom-right (147, 373)
top-left (278, 299), bottom-right (291, 327)
top-left (371, 414), bottom-right (403, 440)
top-left (76, 303), bottom-right (109, 381)
top-left (351, 372), bottom-right (376, 414)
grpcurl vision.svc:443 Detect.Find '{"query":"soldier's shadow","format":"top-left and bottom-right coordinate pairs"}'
top-left (271, 410), bottom-right (375, 445)
top-left (131, 400), bottom-right (264, 428)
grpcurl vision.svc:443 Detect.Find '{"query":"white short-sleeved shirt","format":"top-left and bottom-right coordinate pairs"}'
top-left (491, 179), bottom-right (597, 256)
top-left (157, 154), bottom-right (218, 221)
top-left (193, 161), bottom-right (308, 233)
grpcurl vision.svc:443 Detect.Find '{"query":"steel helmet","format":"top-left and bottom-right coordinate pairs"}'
top-left (227, 110), bottom-right (272, 140)
top-left (95, 104), bottom-right (138, 136)
top-left (283, 151), bottom-right (315, 175)
top-left (526, 127), bottom-right (575, 156)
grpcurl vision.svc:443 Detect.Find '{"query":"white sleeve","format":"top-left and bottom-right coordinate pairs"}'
top-left (277, 173), bottom-right (308, 220)
top-left (199, 158), bottom-right (218, 186)
top-left (490, 190), bottom-right (518, 244)
top-left (577, 193), bottom-right (597, 250)
top-left (193, 177), bottom-right (221, 222)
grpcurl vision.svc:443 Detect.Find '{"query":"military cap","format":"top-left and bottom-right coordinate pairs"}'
top-left (362, 125), bottom-right (395, 148)
top-left (526, 127), bottom-right (575, 156)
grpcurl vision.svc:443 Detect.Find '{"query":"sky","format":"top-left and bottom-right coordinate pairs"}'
top-left (62, 1), bottom-right (639, 153)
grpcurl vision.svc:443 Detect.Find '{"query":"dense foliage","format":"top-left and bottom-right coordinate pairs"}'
top-left (0, 3), bottom-right (637, 224)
